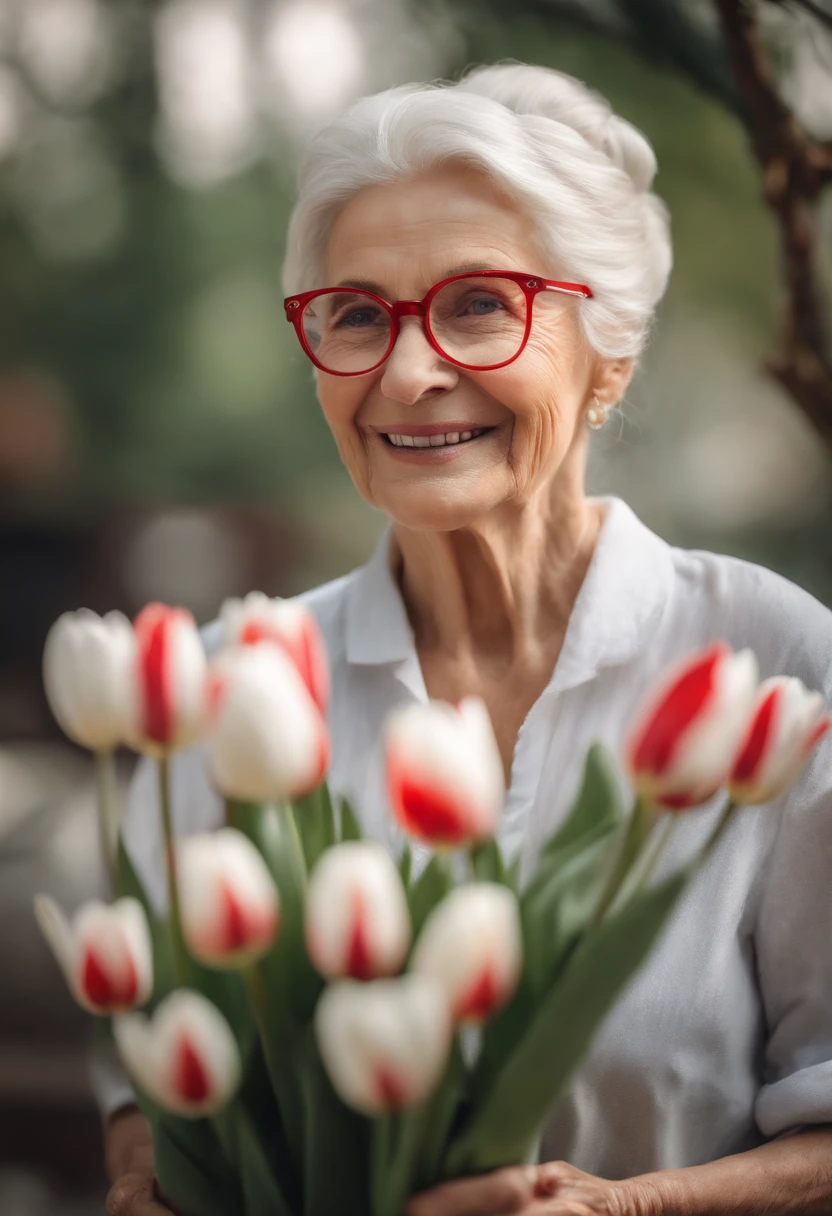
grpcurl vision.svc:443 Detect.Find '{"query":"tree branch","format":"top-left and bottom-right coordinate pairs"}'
top-left (714, 0), bottom-right (832, 447)
top-left (768, 0), bottom-right (832, 35)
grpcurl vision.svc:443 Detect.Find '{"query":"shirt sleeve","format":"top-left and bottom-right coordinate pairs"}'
top-left (752, 726), bottom-right (832, 1138)
top-left (87, 743), bottom-right (224, 1120)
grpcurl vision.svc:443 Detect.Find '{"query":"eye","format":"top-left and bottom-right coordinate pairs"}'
top-left (465, 296), bottom-right (504, 315)
top-left (333, 305), bottom-right (384, 328)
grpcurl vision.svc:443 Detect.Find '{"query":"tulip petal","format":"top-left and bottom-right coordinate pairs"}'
top-left (630, 643), bottom-right (727, 777)
top-left (315, 976), bottom-right (451, 1116)
top-left (178, 829), bottom-right (280, 969)
top-left (206, 644), bottom-right (328, 802)
top-left (115, 990), bottom-right (241, 1118)
top-left (305, 842), bottom-right (410, 981)
top-left (385, 699), bottom-right (504, 847)
top-left (33, 893), bottom-right (77, 991)
top-left (410, 884), bottom-right (522, 1024)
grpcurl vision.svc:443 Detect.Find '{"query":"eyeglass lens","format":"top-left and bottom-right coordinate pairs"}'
top-left (300, 275), bottom-right (530, 373)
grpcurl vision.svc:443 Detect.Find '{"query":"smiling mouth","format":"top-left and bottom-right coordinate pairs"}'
top-left (382, 427), bottom-right (494, 449)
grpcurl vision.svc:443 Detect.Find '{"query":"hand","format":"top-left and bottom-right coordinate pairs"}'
top-left (104, 1106), bottom-right (177, 1216)
top-left (105, 1146), bottom-right (176, 1216)
top-left (406, 1161), bottom-right (646, 1216)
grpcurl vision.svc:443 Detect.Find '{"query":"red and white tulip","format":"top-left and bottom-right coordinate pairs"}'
top-left (410, 883), bottom-right (522, 1024)
top-left (624, 642), bottom-right (759, 809)
top-left (42, 609), bottom-right (136, 751)
top-left (34, 895), bottom-right (152, 1015)
top-left (205, 642), bottom-right (330, 802)
top-left (729, 675), bottom-right (830, 805)
top-left (126, 603), bottom-right (208, 755)
top-left (385, 697), bottom-right (505, 847)
top-left (314, 975), bottom-right (451, 1116)
top-left (177, 829), bottom-right (280, 969)
top-left (305, 842), bottom-right (410, 980)
top-left (113, 989), bottom-right (241, 1117)
top-left (220, 591), bottom-right (329, 714)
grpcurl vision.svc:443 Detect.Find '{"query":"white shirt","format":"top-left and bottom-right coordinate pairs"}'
top-left (92, 494), bottom-right (832, 1179)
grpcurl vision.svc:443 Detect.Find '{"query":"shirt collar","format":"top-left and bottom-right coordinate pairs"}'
top-left (344, 495), bottom-right (674, 692)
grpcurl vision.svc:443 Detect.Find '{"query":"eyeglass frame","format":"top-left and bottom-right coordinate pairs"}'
top-left (283, 269), bottom-right (594, 376)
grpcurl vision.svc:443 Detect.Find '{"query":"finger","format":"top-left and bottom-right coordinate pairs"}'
top-left (534, 1163), bottom-right (570, 1198)
top-left (406, 1165), bottom-right (538, 1216)
top-left (106, 1173), bottom-right (174, 1216)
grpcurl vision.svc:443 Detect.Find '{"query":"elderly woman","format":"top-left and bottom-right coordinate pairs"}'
top-left (100, 62), bottom-right (832, 1216)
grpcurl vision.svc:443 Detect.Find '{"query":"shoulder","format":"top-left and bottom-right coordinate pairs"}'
top-left (667, 542), bottom-right (832, 693)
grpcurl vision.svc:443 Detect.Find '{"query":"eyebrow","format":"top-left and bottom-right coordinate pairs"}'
top-left (334, 262), bottom-right (495, 294)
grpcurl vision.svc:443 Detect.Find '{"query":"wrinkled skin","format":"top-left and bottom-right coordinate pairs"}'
top-left (405, 1160), bottom-right (646, 1216)
top-left (317, 162), bottom-right (633, 535)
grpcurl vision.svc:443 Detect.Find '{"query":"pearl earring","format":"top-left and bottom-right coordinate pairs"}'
top-left (586, 398), bottom-right (609, 429)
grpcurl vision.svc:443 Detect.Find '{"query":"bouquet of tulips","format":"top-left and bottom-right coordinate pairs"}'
top-left (36, 594), bottom-right (830, 1216)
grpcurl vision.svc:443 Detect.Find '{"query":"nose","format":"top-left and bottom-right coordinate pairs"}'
top-left (379, 316), bottom-right (458, 405)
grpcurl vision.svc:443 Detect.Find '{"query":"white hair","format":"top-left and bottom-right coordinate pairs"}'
top-left (281, 61), bottom-right (673, 360)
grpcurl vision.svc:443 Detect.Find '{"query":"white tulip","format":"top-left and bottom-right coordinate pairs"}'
top-left (306, 842), bottom-right (410, 980)
top-left (125, 603), bottom-right (208, 755)
top-left (315, 975), bottom-right (451, 1116)
top-left (385, 696), bottom-right (505, 846)
top-left (43, 609), bottom-right (136, 750)
top-left (219, 591), bottom-right (329, 713)
top-left (34, 894), bottom-right (152, 1015)
top-left (625, 643), bottom-right (760, 808)
top-left (730, 675), bottom-right (831, 804)
top-left (178, 829), bottom-right (280, 969)
top-left (206, 642), bottom-right (329, 802)
top-left (114, 989), bottom-right (241, 1117)
top-left (411, 884), bottom-right (522, 1023)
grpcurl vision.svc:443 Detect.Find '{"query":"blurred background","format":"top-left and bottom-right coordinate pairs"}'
top-left (1, 0), bottom-right (830, 1211)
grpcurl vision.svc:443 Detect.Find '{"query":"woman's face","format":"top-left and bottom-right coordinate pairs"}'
top-left (317, 163), bottom-right (621, 531)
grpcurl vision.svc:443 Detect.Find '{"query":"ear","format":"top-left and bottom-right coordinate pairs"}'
top-left (590, 357), bottom-right (636, 408)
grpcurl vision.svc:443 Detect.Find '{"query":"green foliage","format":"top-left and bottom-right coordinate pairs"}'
top-left (294, 783), bottom-right (337, 872)
top-left (407, 852), bottom-right (455, 942)
top-left (297, 1027), bottom-right (372, 1216)
top-left (115, 754), bottom-right (692, 1213)
top-left (338, 794), bottom-right (363, 842)
top-left (444, 870), bottom-right (688, 1175)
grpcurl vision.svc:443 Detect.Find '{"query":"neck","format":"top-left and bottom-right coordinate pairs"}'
top-left (389, 445), bottom-right (605, 666)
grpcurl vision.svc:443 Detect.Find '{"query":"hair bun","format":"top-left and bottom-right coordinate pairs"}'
top-left (456, 61), bottom-right (657, 193)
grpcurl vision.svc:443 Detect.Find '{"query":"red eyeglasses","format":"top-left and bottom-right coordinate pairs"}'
top-left (283, 269), bottom-right (593, 376)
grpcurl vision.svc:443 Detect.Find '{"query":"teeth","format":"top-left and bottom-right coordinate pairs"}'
top-left (386, 428), bottom-right (487, 448)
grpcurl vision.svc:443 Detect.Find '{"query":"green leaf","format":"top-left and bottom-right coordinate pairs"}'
top-left (398, 841), bottom-right (413, 892)
top-left (372, 1103), bottom-right (433, 1216)
top-left (116, 838), bottom-right (175, 1002)
top-left (473, 748), bottom-right (625, 1094)
top-left (339, 794), bottom-right (362, 842)
top-left (299, 1028), bottom-right (371, 1216)
top-left (231, 1104), bottom-right (296, 1216)
top-left (153, 1114), bottom-right (242, 1216)
top-left (294, 783), bottom-right (336, 871)
top-left (470, 839), bottom-right (514, 888)
top-left (444, 870), bottom-right (689, 1175)
top-left (230, 801), bottom-right (321, 1028)
top-left (539, 743), bottom-right (624, 862)
top-left (408, 854), bottom-right (454, 942)
top-left (416, 1037), bottom-right (468, 1190)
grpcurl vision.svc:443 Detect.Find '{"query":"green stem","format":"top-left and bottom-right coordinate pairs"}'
top-left (632, 815), bottom-right (681, 898)
top-left (279, 799), bottom-right (308, 898)
top-left (699, 796), bottom-right (740, 861)
top-left (588, 794), bottom-right (654, 929)
top-left (157, 755), bottom-right (188, 986)
top-left (94, 750), bottom-right (119, 897)
top-left (243, 961), bottom-right (276, 1074)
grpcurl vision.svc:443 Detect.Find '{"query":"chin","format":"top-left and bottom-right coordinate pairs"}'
top-left (382, 487), bottom-right (497, 533)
